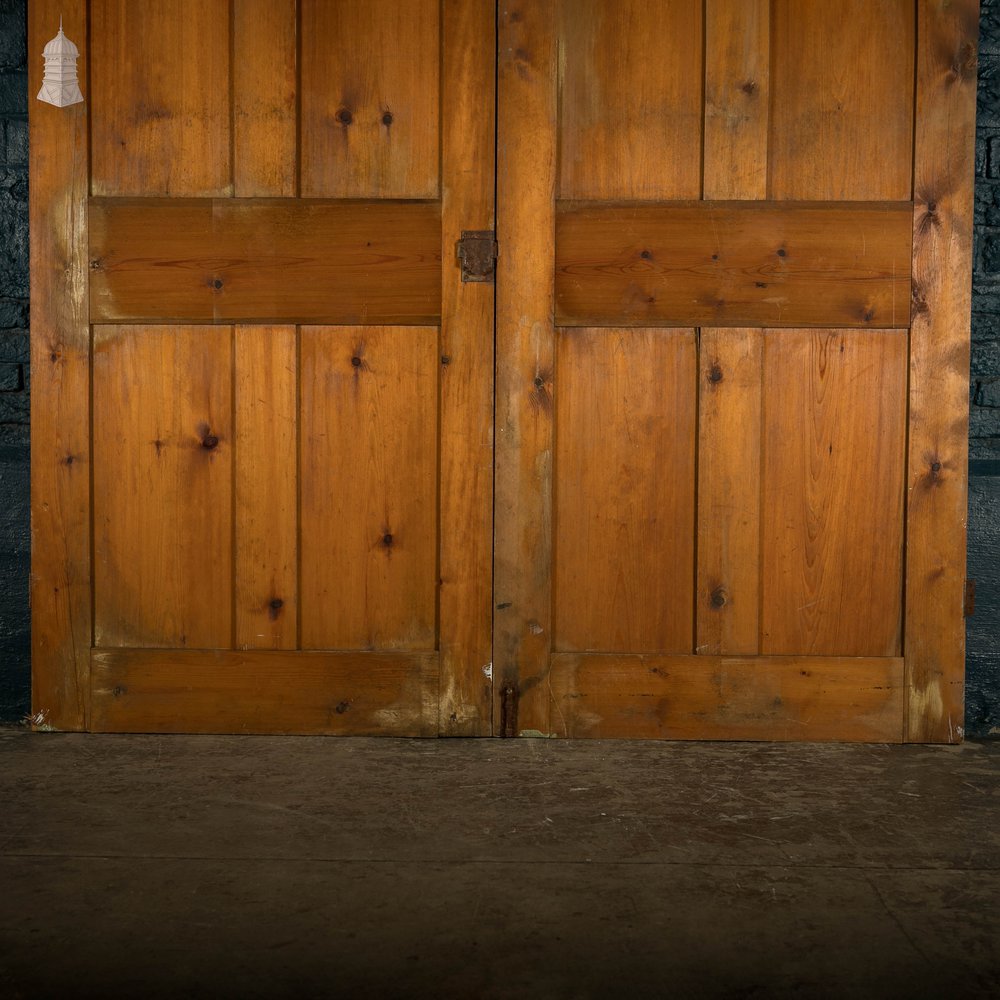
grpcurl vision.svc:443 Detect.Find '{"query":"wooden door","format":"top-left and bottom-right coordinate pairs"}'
top-left (496, 0), bottom-right (979, 742)
top-left (30, 0), bottom-right (494, 735)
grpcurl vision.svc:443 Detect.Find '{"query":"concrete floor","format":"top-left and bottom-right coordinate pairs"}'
top-left (1, 732), bottom-right (998, 999)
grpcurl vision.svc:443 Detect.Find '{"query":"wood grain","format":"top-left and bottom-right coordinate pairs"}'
top-left (300, 0), bottom-right (439, 198)
top-left (89, 199), bottom-right (442, 325)
top-left (769, 0), bottom-right (915, 200)
top-left (761, 330), bottom-right (907, 657)
top-left (29, 0), bottom-right (91, 731)
top-left (91, 649), bottom-right (439, 736)
top-left (554, 329), bottom-right (696, 653)
top-left (906, 0), bottom-right (979, 742)
top-left (697, 329), bottom-right (762, 655)
top-left (549, 654), bottom-right (904, 743)
top-left (438, 0), bottom-right (496, 734)
top-left (299, 327), bottom-right (438, 651)
top-left (92, 326), bottom-right (233, 649)
top-left (235, 326), bottom-right (297, 650)
top-left (234, 0), bottom-right (297, 197)
top-left (704, 0), bottom-right (769, 200)
top-left (495, 2), bottom-right (558, 734)
top-left (90, 0), bottom-right (231, 196)
top-left (558, 0), bottom-right (702, 200)
top-left (555, 201), bottom-right (913, 328)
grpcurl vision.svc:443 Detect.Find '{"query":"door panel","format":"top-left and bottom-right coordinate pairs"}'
top-left (554, 328), bottom-right (696, 653)
top-left (299, 326), bottom-right (439, 651)
top-left (496, 0), bottom-right (977, 742)
top-left (92, 325), bottom-right (233, 649)
top-left (30, 0), bottom-right (495, 735)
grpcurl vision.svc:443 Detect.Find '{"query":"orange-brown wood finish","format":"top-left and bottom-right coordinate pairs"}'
top-left (906, 0), bottom-right (979, 742)
top-left (555, 202), bottom-right (913, 329)
top-left (89, 199), bottom-right (442, 325)
top-left (496, 0), bottom-right (977, 742)
top-left (29, 0), bottom-right (91, 730)
top-left (31, 2), bottom-right (978, 742)
top-left (33, 0), bottom-right (494, 735)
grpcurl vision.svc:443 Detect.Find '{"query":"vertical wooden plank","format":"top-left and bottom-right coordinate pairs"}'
top-left (555, 329), bottom-right (696, 653)
top-left (299, 327), bottom-right (438, 651)
top-left (703, 0), bottom-right (769, 200)
top-left (438, 0), bottom-right (495, 735)
top-left (761, 330), bottom-right (907, 658)
top-left (300, 0), bottom-right (439, 199)
top-left (235, 326), bottom-right (297, 650)
top-left (233, 0), bottom-right (297, 197)
top-left (90, 0), bottom-right (231, 197)
top-left (697, 329), bottom-right (761, 655)
top-left (92, 326), bottom-right (233, 649)
top-left (558, 0), bottom-right (703, 200)
top-left (496, 3), bottom-right (557, 735)
top-left (769, 0), bottom-right (914, 200)
top-left (907, 0), bottom-right (979, 742)
top-left (29, 0), bottom-right (90, 730)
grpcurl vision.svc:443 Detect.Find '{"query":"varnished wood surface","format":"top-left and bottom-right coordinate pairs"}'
top-left (92, 327), bottom-right (233, 649)
top-left (299, 327), bottom-right (438, 651)
top-left (697, 329), bottom-right (762, 655)
top-left (438, 0), bottom-right (496, 734)
top-left (704, 0), bottom-right (769, 200)
top-left (549, 654), bottom-right (904, 743)
top-left (555, 201), bottom-right (913, 329)
top-left (558, 0), bottom-right (702, 200)
top-left (91, 649), bottom-right (439, 736)
top-left (554, 329), bottom-right (696, 653)
top-left (761, 330), bottom-right (907, 657)
top-left (90, 0), bottom-right (231, 197)
top-left (235, 326), bottom-right (298, 650)
top-left (89, 199), bottom-right (442, 325)
top-left (769, 0), bottom-right (915, 200)
top-left (495, 2), bottom-right (558, 735)
top-left (301, 0), bottom-right (439, 199)
top-left (906, 0), bottom-right (979, 742)
top-left (29, 0), bottom-right (91, 731)
top-left (233, 0), bottom-right (297, 198)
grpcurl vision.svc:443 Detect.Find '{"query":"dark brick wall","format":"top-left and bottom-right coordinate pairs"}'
top-left (0, 0), bottom-right (28, 722)
top-left (0, 4), bottom-right (997, 732)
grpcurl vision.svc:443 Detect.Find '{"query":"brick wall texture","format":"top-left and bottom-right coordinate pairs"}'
top-left (0, 2), bottom-right (998, 732)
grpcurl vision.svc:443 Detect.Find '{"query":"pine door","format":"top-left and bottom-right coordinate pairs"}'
top-left (495, 0), bottom-right (978, 742)
top-left (32, 2), bottom-right (978, 742)
top-left (30, 0), bottom-right (494, 735)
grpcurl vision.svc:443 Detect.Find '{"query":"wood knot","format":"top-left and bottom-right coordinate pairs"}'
top-left (441, 355), bottom-right (451, 366)
top-left (112, 685), bottom-right (126, 698)
top-left (210, 278), bottom-right (224, 290)
top-left (351, 356), bottom-right (362, 367)
top-left (534, 375), bottom-right (545, 388)
top-left (335, 700), bottom-right (351, 714)
top-left (267, 597), bottom-right (284, 620)
top-left (710, 587), bottom-right (727, 608)
top-left (89, 258), bottom-right (103, 271)
top-left (708, 363), bottom-right (723, 384)
top-left (740, 80), bottom-right (758, 95)
top-left (776, 247), bottom-right (787, 258)
top-left (639, 249), bottom-right (652, 260)
top-left (336, 108), bottom-right (353, 126)
top-left (201, 433), bottom-right (219, 450)
top-left (382, 111), bottom-right (393, 125)
top-left (382, 532), bottom-right (394, 547)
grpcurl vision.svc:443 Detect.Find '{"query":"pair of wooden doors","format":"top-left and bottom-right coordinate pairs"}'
top-left (30, 1), bottom-right (978, 742)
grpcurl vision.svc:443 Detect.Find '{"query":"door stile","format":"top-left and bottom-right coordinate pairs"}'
top-left (439, 0), bottom-right (496, 735)
top-left (494, 3), bottom-right (558, 737)
top-left (905, 0), bottom-right (979, 743)
top-left (29, 0), bottom-right (91, 731)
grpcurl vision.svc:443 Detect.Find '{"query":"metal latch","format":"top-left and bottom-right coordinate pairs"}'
top-left (456, 230), bottom-right (498, 283)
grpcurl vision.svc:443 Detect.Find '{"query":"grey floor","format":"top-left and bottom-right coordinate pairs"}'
top-left (1, 731), bottom-right (998, 999)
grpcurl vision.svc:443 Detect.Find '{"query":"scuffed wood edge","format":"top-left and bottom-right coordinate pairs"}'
top-left (90, 649), bottom-right (439, 736)
top-left (550, 653), bottom-right (904, 743)
top-left (438, 0), bottom-right (496, 735)
top-left (29, 0), bottom-right (91, 731)
top-left (905, 0), bottom-right (979, 743)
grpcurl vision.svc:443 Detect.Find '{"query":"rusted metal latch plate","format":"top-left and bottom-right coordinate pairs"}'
top-left (456, 230), bottom-right (498, 283)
